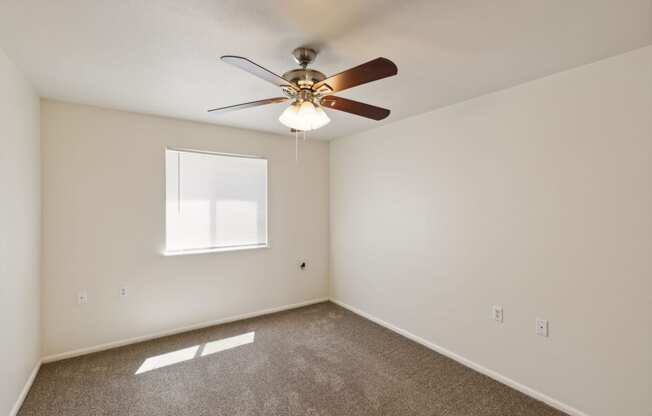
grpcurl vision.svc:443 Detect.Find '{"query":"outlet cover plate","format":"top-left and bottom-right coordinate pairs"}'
top-left (536, 318), bottom-right (549, 337)
top-left (492, 305), bottom-right (503, 323)
top-left (77, 292), bottom-right (88, 304)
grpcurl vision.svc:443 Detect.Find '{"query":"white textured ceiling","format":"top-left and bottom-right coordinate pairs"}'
top-left (1, 0), bottom-right (650, 139)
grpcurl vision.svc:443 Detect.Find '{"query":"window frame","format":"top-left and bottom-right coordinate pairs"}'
top-left (162, 146), bottom-right (270, 256)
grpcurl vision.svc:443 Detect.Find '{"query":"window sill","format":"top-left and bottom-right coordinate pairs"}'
top-left (163, 244), bottom-right (269, 257)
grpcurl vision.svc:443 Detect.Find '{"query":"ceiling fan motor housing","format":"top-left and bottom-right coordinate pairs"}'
top-left (282, 68), bottom-right (326, 89)
top-left (283, 47), bottom-right (328, 93)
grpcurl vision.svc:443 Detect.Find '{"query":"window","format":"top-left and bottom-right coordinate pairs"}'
top-left (164, 148), bottom-right (268, 255)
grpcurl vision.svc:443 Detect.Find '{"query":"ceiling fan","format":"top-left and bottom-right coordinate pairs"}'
top-left (208, 47), bottom-right (398, 133)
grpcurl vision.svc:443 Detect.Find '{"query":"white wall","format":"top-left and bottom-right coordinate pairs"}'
top-left (0, 50), bottom-right (41, 415)
top-left (41, 101), bottom-right (329, 357)
top-left (330, 46), bottom-right (652, 416)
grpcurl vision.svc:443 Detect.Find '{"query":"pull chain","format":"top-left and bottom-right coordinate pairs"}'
top-left (177, 152), bottom-right (181, 214)
top-left (293, 130), bottom-right (308, 161)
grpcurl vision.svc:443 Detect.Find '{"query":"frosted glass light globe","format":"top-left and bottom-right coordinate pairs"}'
top-left (279, 103), bottom-right (310, 131)
top-left (279, 101), bottom-right (330, 131)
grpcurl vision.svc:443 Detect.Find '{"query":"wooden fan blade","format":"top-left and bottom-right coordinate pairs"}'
top-left (221, 56), bottom-right (298, 89)
top-left (313, 58), bottom-right (397, 94)
top-left (321, 96), bottom-right (390, 120)
top-left (207, 97), bottom-right (288, 114)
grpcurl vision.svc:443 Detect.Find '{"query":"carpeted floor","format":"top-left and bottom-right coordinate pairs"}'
top-left (19, 302), bottom-right (567, 415)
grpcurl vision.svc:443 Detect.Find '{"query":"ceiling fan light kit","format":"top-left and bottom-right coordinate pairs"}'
top-left (279, 100), bottom-right (330, 131)
top-left (208, 46), bottom-right (398, 135)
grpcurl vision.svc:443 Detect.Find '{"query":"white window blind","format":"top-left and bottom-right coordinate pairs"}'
top-left (165, 148), bottom-right (268, 255)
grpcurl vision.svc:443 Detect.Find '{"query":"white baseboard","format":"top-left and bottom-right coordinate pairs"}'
top-left (10, 360), bottom-right (41, 416)
top-left (34, 297), bottom-right (588, 416)
top-left (330, 298), bottom-right (590, 416)
top-left (42, 297), bottom-right (328, 363)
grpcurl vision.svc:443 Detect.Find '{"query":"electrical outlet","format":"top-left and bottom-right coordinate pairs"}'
top-left (120, 287), bottom-right (128, 297)
top-left (492, 305), bottom-right (503, 323)
top-left (536, 319), bottom-right (548, 337)
top-left (77, 292), bottom-right (88, 305)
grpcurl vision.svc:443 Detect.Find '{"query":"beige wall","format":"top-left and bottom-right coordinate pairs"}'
top-left (41, 101), bottom-right (329, 357)
top-left (0, 49), bottom-right (41, 415)
top-left (330, 46), bottom-right (652, 416)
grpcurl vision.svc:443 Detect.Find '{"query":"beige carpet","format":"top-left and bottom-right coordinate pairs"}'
top-left (19, 302), bottom-right (566, 415)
